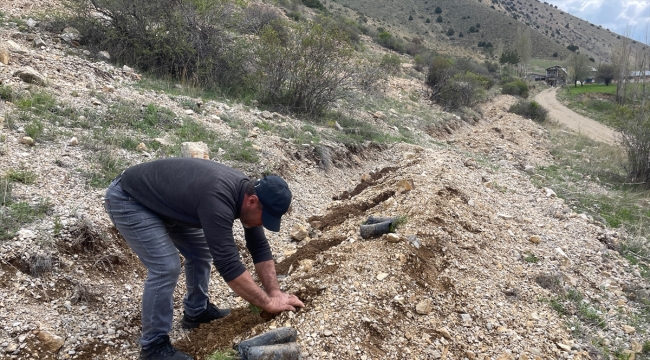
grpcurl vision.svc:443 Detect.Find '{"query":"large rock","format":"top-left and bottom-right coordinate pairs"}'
top-left (13, 67), bottom-right (47, 86)
top-left (180, 141), bottom-right (209, 159)
top-left (5, 40), bottom-right (26, 54)
top-left (37, 330), bottom-right (65, 353)
top-left (97, 51), bottom-right (110, 61)
top-left (0, 48), bottom-right (9, 65)
top-left (415, 299), bottom-right (433, 315)
top-left (60, 27), bottom-right (81, 44)
top-left (290, 224), bottom-right (308, 242)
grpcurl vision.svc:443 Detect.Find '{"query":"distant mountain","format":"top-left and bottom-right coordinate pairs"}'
top-left (327, 0), bottom-right (647, 64)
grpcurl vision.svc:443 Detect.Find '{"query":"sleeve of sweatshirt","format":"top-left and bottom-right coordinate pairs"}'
top-left (244, 226), bottom-right (273, 264)
top-left (197, 193), bottom-right (247, 282)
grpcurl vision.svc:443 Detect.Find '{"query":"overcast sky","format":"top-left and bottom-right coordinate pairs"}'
top-left (544, 0), bottom-right (650, 43)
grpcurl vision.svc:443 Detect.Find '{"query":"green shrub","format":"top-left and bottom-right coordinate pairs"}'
top-left (435, 6), bottom-right (442, 14)
top-left (437, 72), bottom-right (488, 110)
top-left (255, 20), bottom-right (358, 116)
top-left (502, 79), bottom-right (529, 98)
top-left (302, 0), bottom-right (325, 11)
top-left (446, 28), bottom-right (455, 36)
top-left (380, 54), bottom-right (402, 74)
top-left (436, 15), bottom-right (443, 23)
top-left (509, 100), bottom-right (548, 122)
top-left (66, 0), bottom-right (251, 91)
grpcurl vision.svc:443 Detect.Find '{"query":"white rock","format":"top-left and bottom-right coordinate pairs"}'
top-left (26, 18), bottom-right (37, 28)
top-left (376, 272), bottom-right (389, 281)
top-left (13, 67), bottom-right (47, 86)
top-left (290, 224), bottom-right (308, 242)
top-left (68, 137), bottom-right (79, 146)
top-left (544, 187), bottom-right (557, 197)
top-left (180, 142), bottom-right (209, 159)
top-left (37, 331), bottom-right (64, 353)
top-left (20, 136), bottom-right (35, 146)
top-left (415, 299), bottom-right (433, 315)
top-left (97, 51), bottom-right (110, 60)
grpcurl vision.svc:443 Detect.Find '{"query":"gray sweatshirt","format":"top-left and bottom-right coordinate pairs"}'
top-left (120, 158), bottom-right (273, 282)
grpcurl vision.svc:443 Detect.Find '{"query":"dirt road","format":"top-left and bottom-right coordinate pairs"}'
top-left (535, 87), bottom-right (618, 144)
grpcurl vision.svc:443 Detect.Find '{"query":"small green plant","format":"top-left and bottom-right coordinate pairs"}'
top-left (549, 297), bottom-right (566, 315)
top-left (0, 199), bottom-right (53, 240)
top-left (501, 79), bottom-right (529, 98)
top-left (24, 119), bottom-right (44, 140)
top-left (4, 169), bottom-right (37, 184)
top-left (207, 349), bottom-right (238, 360)
top-left (389, 216), bottom-right (408, 232)
top-left (248, 303), bottom-right (262, 315)
top-left (0, 85), bottom-right (15, 102)
top-left (643, 341), bottom-right (650, 353)
top-left (53, 216), bottom-right (63, 236)
top-left (524, 252), bottom-right (540, 263)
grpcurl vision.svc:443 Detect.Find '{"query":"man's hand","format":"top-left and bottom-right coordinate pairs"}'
top-left (263, 291), bottom-right (304, 314)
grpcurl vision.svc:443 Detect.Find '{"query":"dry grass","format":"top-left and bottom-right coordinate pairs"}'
top-left (69, 217), bottom-right (108, 253)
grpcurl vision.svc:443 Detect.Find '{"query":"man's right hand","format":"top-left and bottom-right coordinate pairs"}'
top-left (263, 292), bottom-right (304, 314)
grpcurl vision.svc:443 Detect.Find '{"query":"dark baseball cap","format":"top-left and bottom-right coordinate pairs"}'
top-left (255, 175), bottom-right (292, 232)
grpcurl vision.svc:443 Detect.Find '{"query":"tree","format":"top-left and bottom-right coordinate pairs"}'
top-left (436, 15), bottom-right (443, 23)
top-left (469, 26), bottom-right (476, 33)
top-left (612, 27), bottom-right (633, 104)
top-left (596, 63), bottom-right (615, 86)
top-left (515, 27), bottom-right (532, 77)
top-left (567, 44), bottom-right (579, 52)
top-left (500, 49), bottom-right (520, 65)
top-left (446, 28), bottom-right (455, 36)
top-left (426, 18), bottom-right (431, 23)
top-left (552, 52), bottom-right (558, 57)
top-left (566, 53), bottom-right (591, 87)
top-left (459, 32), bottom-right (464, 38)
top-left (408, 15), bottom-right (413, 21)
top-left (435, 6), bottom-right (442, 14)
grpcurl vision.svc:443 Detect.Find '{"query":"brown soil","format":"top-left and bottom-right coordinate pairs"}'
top-left (174, 308), bottom-right (268, 359)
top-left (308, 190), bottom-right (395, 231)
top-left (275, 236), bottom-right (346, 275)
top-left (332, 166), bottom-right (398, 200)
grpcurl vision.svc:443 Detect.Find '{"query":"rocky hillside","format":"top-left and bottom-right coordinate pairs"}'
top-left (0, 1), bottom-right (649, 360)
top-left (328, 0), bottom-right (647, 63)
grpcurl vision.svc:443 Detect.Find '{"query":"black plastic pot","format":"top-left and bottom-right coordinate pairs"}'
top-left (245, 343), bottom-right (302, 360)
top-left (238, 327), bottom-right (298, 358)
top-left (365, 216), bottom-right (399, 225)
top-left (359, 221), bottom-right (392, 239)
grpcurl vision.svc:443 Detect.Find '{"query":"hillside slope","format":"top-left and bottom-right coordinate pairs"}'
top-left (329, 0), bottom-right (647, 63)
top-left (0, 1), bottom-right (649, 359)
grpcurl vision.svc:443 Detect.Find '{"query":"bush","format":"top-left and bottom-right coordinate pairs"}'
top-left (426, 57), bottom-right (494, 110)
top-left (435, 7), bottom-right (442, 14)
top-left (380, 54), bottom-right (402, 74)
top-left (66, 0), bottom-right (250, 91)
top-left (376, 31), bottom-right (405, 53)
top-left (446, 28), bottom-right (455, 36)
top-left (509, 100), bottom-right (548, 122)
top-left (255, 20), bottom-right (359, 116)
top-left (501, 79), bottom-right (529, 98)
top-left (302, 0), bottom-right (325, 10)
top-left (617, 105), bottom-right (650, 185)
top-left (436, 15), bottom-right (443, 23)
top-left (437, 72), bottom-right (488, 109)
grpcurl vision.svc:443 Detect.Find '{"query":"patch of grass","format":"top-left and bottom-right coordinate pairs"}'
top-left (0, 85), bottom-right (16, 102)
top-left (4, 169), bottom-right (37, 184)
top-left (562, 84), bottom-right (617, 96)
top-left (84, 151), bottom-right (128, 189)
top-left (24, 119), bottom-right (44, 140)
top-left (0, 199), bottom-right (53, 240)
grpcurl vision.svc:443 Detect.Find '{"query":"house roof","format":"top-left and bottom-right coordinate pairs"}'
top-left (630, 71), bottom-right (650, 77)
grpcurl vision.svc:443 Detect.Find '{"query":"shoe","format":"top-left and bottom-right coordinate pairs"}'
top-left (181, 302), bottom-right (231, 329)
top-left (139, 335), bottom-right (193, 360)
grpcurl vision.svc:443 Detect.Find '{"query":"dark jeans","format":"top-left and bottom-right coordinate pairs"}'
top-left (104, 177), bottom-right (213, 348)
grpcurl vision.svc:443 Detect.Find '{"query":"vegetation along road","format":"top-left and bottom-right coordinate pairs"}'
top-left (535, 87), bottom-right (618, 145)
